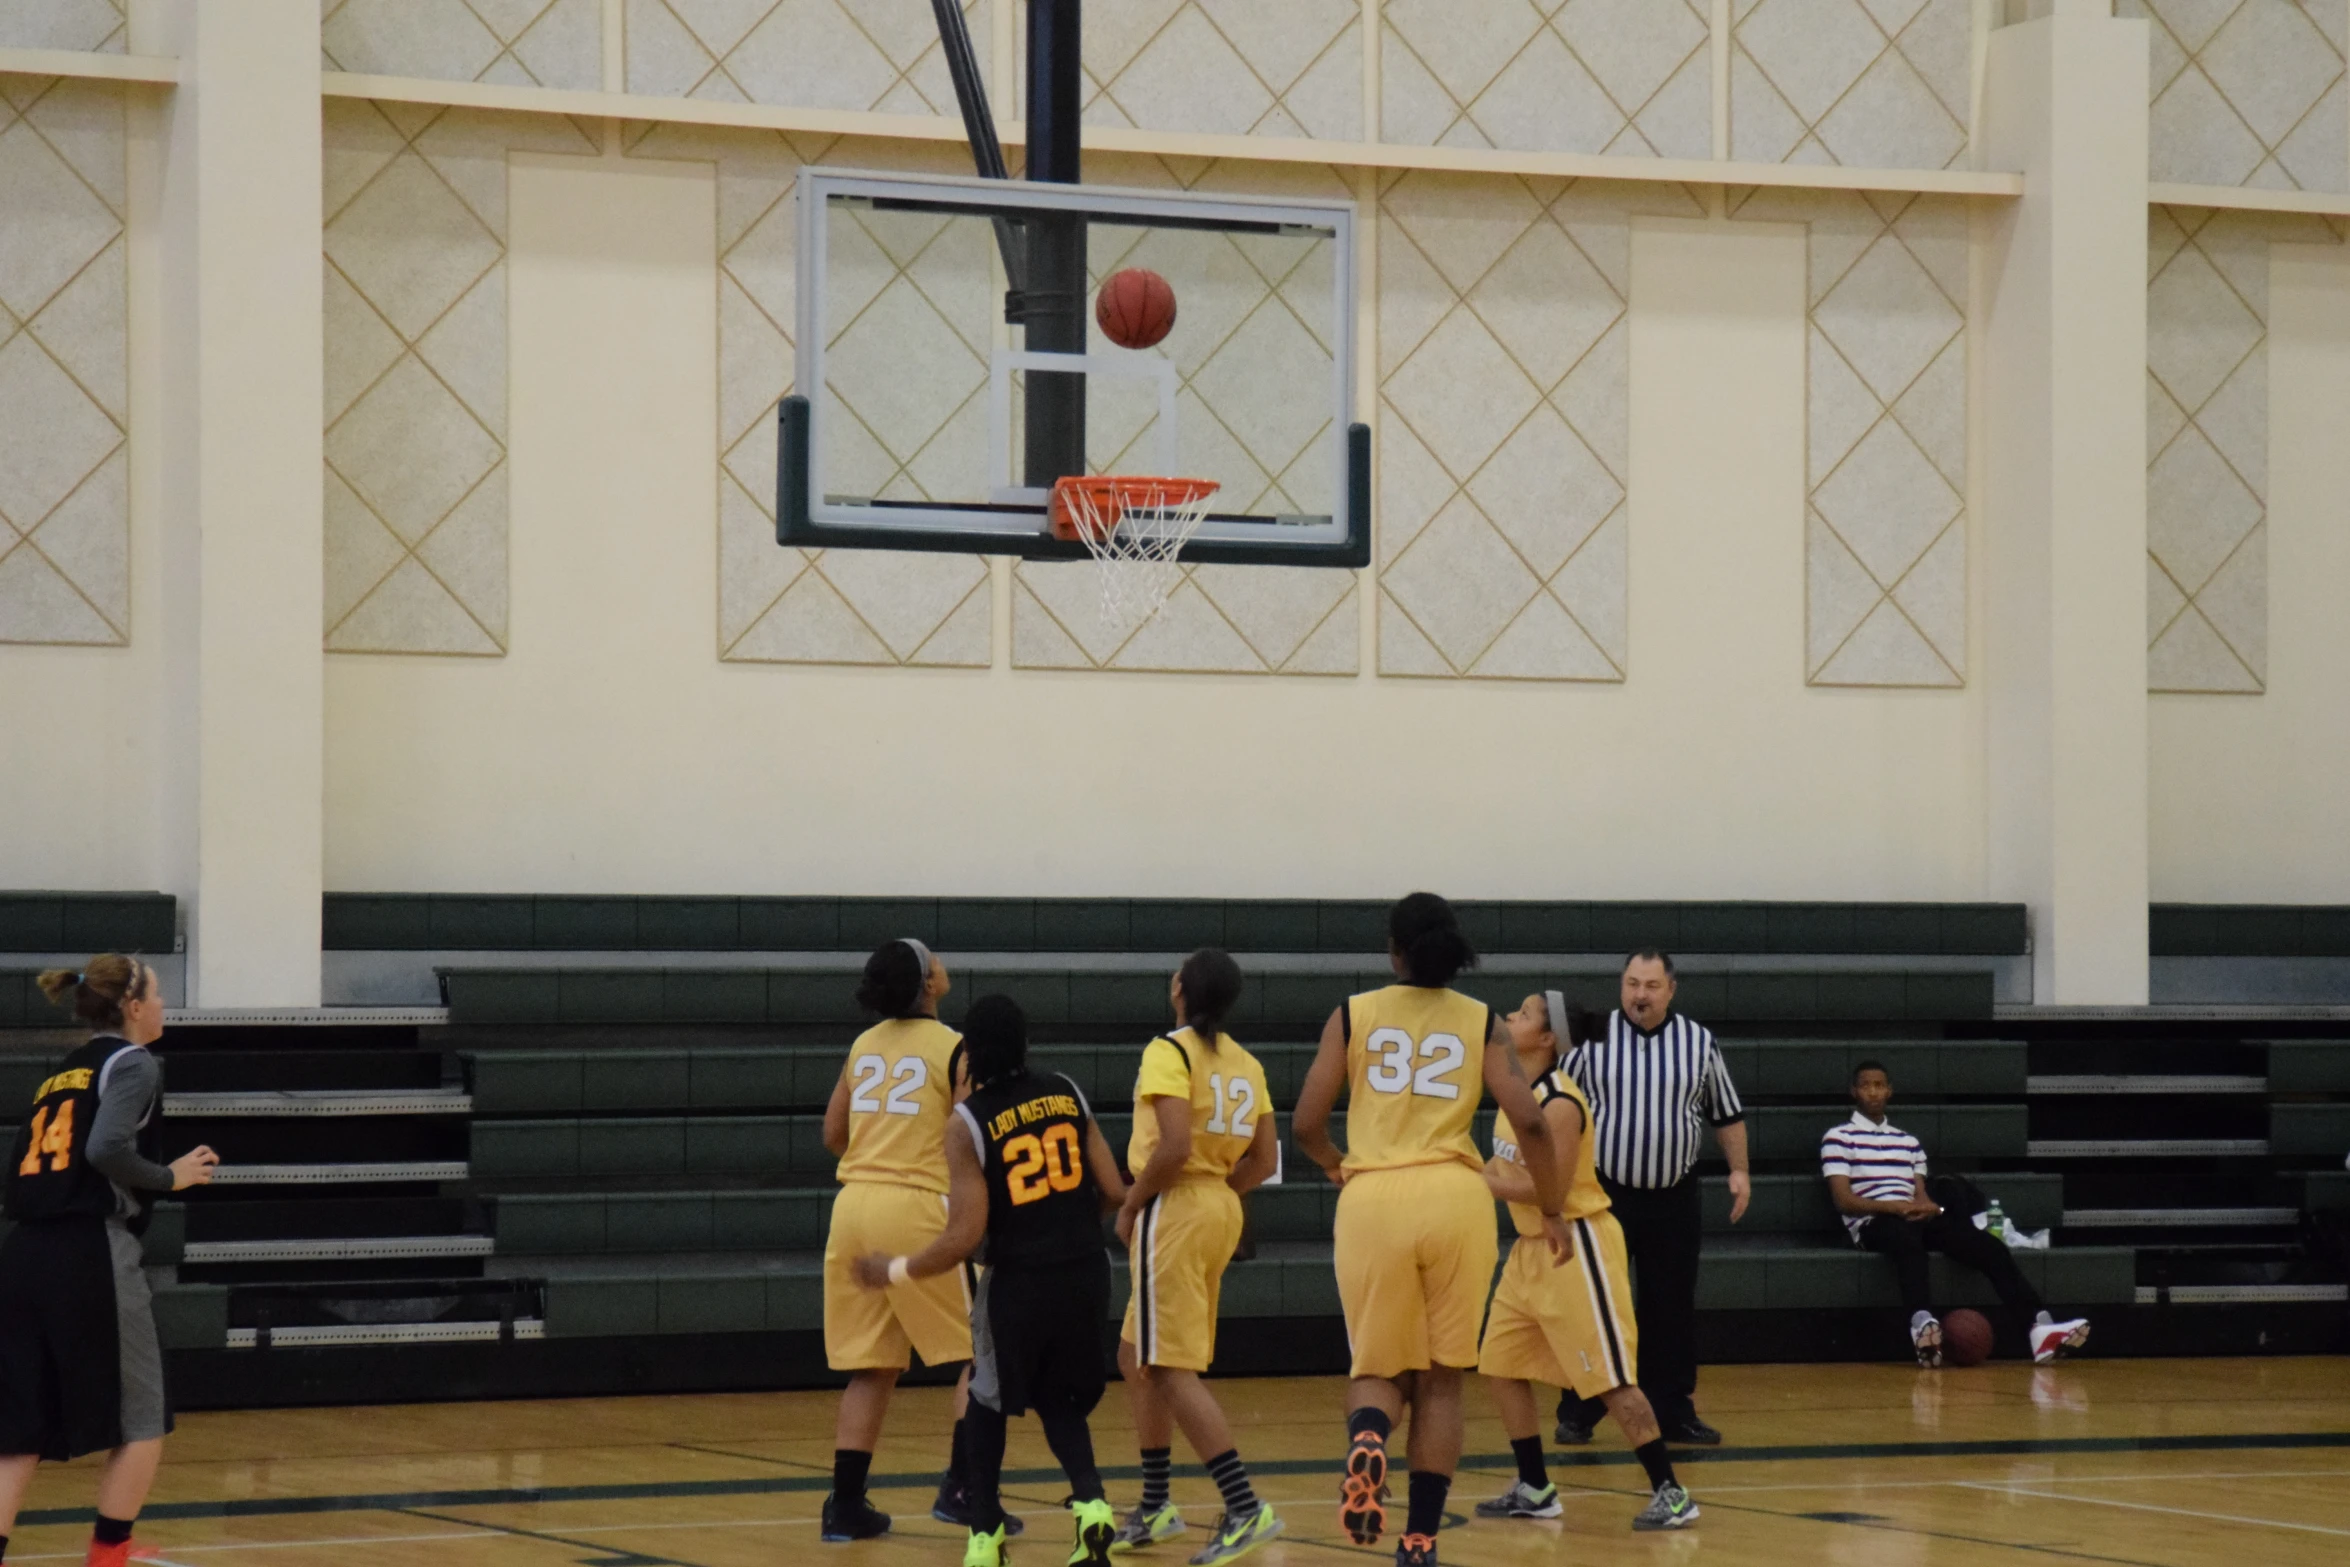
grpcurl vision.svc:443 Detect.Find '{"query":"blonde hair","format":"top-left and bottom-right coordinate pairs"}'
top-left (36, 954), bottom-right (150, 1031)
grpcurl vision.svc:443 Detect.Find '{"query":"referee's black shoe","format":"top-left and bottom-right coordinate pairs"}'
top-left (1661, 1417), bottom-right (1723, 1446)
top-left (1553, 1413), bottom-right (1594, 1446)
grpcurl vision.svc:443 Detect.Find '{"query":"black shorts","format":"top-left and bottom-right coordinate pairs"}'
top-left (970, 1254), bottom-right (1109, 1419)
top-left (0, 1217), bottom-right (131, 1461)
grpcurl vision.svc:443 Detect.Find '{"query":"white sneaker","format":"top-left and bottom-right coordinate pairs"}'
top-left (2030, 1314), bottom-right (2089, 1363)
top-left (1911, 1311), bottom-right (1943, 1369)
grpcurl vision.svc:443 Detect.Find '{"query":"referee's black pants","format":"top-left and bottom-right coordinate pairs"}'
top-left (1560, 1174), bottom-right (1703, 1431)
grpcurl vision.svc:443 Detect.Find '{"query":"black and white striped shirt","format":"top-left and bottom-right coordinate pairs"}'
top-left (1819, 1112), bottom-right (1927, 1241)
top-left (1559, 1010), bottom-right (1745, 1189)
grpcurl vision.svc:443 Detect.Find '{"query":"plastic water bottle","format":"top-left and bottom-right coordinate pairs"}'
top-left (1985, 1198), bottom-right (2009, 1243)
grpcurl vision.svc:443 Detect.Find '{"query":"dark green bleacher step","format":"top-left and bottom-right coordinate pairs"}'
top-left (0, 892), bottom-right (177, 956)
top-left (2152, 905), bottom-right (2350, 956)
top-left (440, 965), bottom-right (1996, 1029)
top-left (1719, 1104), bottom-right (2027, 1164)
top-left (1700, 1172), bottom-right (2062, 1238)
top-left (1694, 1244), bottom-right (2135, 1309)
top-left (464, 1039), bottom-right (2023, 1118)
top-left (336, 893), bottom-right (2028, 956)
top-left (2306, 1172), bottom-right (2350, 1210)
top-left (2272, 1103), bottom-right (2350, 1160)
top-left (2266, 1041), bottom-right (2350, 1092)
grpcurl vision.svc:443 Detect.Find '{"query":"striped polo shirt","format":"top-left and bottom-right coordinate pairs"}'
top-left (1559, 1009), bottom-right (1746, 1189)
top-left (1819, 1111), bottom-right (1927, 1240)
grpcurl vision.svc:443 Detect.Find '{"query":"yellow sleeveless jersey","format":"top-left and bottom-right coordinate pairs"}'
top-left (834, 1016), bottom-right (961, 1194)
top-left (1126, 1028), bottom-right (1271, 1184)
top-left (1341, 984), bottom-right (1490, 1174)
top-left (1493, 1066), bottom-right (1610, 1235)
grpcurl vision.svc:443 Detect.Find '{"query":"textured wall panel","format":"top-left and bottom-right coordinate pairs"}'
top-left (627, 126), bottom-right (991, 667)
top-left (1011, 155), bottom-right (1359, 674)
top-left (2145, 206), bottom-right (2341, 693)
top-left (0, 0), bottom-right (125, 52)
top-left (1058, 0), bottom-right (1363, 140)
top-left (323, 101), bottom-right (599, 655)
top-left (322, 0), bottom-right (604, 89)
top-left (1383, 0), bottom-right (1710, 156)
top-left (627, 0), bottom-right (985, 115)
top-left (1730, 0), bottom-right (1971, 169)
top-left (1736, 187), bottom-right (1968, 687)
top-left (2124, 0), bottom-right (2347, 191)
top-left (0, 76), bottom-right (126, 646)
top-left (1377, 173), bottom-right (1702, 681)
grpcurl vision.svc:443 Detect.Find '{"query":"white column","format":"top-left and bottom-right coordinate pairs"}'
top-left (150, 0), bottom-right (324, 1006)
top-left (1980, 2), bottom-right (2150, 1003)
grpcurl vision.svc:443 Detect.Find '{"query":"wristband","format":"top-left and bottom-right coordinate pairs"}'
top-left (887, 1255), bottom-right (912, 1287)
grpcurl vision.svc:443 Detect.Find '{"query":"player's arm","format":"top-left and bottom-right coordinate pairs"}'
top-left (1227, 1110), bottom-right (1278, 1197)
top-left (1117, 1094), bottom-right (1191, 1242)
top-left (854, 1115), bottom-right (987, 1286)
top-left (1292, 1007), bottom-right (1349, 1183)
top-left (821, 1055), bottom-right (854, 1157)
top-left (1084, 1114), bottom-right (1129, 1213)
top-left (1484, 1015), bottom-right (1572, 1263)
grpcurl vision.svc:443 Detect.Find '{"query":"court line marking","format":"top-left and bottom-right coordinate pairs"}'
top-left (16, 1432), bottom-right (2350, 1529)
top-left (1957, 1480), bottom-right (2350, 1539)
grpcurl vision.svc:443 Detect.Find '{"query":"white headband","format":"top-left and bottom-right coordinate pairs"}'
top-left (1545, 989), bottom-right (1570, 1040)
top-left (899, 938), bottom-right (933, 981)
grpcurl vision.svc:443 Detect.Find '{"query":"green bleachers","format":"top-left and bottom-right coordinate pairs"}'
top-left (0, 892), bottom-right (177, 955)
top-left (334, 894), bottom-right (2029, 956)
top-left (441, 965), bottom-right (1996, 1028)
top-left (2272, 1103), bottom-right (2350, 1159)
top-left (1693, 1246), bottom-right (2133, 1309)
top-left (1698, 1172), bottom-right (2063, 1238)
top-left (1720, 1104), bottom-right (2029, 1164)
top-left (2152, 905), bottom-right (2350, 956)
top-left (2267, 1041), bottom-right (2350, 1092)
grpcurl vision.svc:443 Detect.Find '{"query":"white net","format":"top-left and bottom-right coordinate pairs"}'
top-left (1053, 477), bottom-right (1220, 636)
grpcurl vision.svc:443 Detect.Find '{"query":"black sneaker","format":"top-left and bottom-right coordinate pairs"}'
top-left (1553, 1414), bottom-right (1594, 1446)
top-left (820, 1493), bottom-right (891, 1542)
top-left (1662, 1417), bottom-right (1723, 1446)
top-left (931, 1480), bottom-right (1024, 1535)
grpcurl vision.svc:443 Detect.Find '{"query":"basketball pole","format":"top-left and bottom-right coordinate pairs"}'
top-left (1020, 0), bottom-right (1087, 491)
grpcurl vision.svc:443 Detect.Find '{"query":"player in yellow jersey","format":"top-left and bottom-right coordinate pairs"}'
top-left (1293, 894), bottom-right (1571, 1567)
top-left (1475, 993), bottom-right (1698, 1532)
top-left (1108, 950), bottom-right (1283, 1565)
top-left (819, 938), bottom-right (997, 1542)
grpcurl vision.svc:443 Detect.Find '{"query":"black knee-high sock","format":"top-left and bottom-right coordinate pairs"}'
top-left (92, 1518), bottom-right (134, 1548)
top-left (831, 1448), bottom-right (872, 1504)
top-left (1204, 1449), bottom-right (1258, 1515)
top-left (3, 1532), bottom-right (12, 1563)
top-left (1634, 1439), bottom-right (1678, 1492)
top-left (1510, 1434), bottom-right (1547, 1489)
top-left (1139, 1446), bottom-right (1173, 1510)
top-left (1405, 1471), bottom-right (1449, 1537)
top-left (947, 1416), bottom-right (971, 1487)
top-left (964, 1400), bottom-right (1010, 1534)
top-left (1037, 1400), bottom-right (1104, 1504)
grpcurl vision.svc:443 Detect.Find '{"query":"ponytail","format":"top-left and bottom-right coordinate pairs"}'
top-left (37, 954), bottom-right (148, 1032)
top-left (1176, 948), bottom-right (1242, 1051)
top-left (1389, 891), bottom-right (1476, 987)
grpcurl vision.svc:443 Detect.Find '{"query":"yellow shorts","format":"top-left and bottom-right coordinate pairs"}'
top-left (1122, 1180), bottom-right (1243, 1372)
top-left (823, 1180), bottom-right (973, 1372)
top-left (1333, 1162), bottom-right (1500, 1379)
top-left (1477, 1213), bottom-right (1638, 1397)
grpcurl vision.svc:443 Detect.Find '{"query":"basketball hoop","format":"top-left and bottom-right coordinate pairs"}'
top-left (1050, 475), bottom-right (1220, 634)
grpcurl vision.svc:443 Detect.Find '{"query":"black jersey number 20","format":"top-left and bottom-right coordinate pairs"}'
top-left (1003, 1122), bottom-right (1083, 1205)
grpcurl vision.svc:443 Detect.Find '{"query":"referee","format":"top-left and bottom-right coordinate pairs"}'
top-left (1555, 951), bottom-right (1748, 1446)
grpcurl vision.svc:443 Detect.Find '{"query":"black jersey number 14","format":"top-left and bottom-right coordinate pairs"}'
top-left (16, 1100), bottom-right (76, 1177)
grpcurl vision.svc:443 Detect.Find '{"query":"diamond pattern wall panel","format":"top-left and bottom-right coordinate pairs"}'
top-left (0, 76), bottom-right (126, 647)
top-left (2145, 206), bottom-right (2341, 692)
top-left (1012, 154), bottom-right (1357, 675)
top-left (1731, 0), bottom-right (1971, 168)
top-left (1377, 172), bottom-right (1702, 681)
top-left (627, 0), bottom-right (987, 116)
top-left (1051, 0), bottom-right (1364, 140)
top-left (322, 0), bottom-right (603, 89)
top-left (2125, 1), bottom-right (2347, 190)
top-left (1382, 0), bottom-right (1711, 157)
top-left (627, 124), bottom-right (991, 666)
top-left (1735, 187), bottom-right (1968, 687)
top-left (323, 101), bottom-right (598, 655)
top-left (0, 0), bottom-right (124, 52)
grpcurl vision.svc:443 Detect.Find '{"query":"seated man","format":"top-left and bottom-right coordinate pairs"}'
top-left (1822, 1061), bottom-right (2088, 1367)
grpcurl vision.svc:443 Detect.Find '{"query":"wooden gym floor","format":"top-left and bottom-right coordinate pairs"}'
top-left (9, 1359), bottom-right (2348, 1567)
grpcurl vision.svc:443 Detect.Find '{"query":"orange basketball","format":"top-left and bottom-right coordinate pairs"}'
top-left (1096, 267), bottom-right (1177, 350)
top-left (1942, 1308), bottom-right (1994, 1367)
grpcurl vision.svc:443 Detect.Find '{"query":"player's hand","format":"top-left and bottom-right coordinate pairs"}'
top-left (1114, 1199), bottom-right (1139, 1246)
top-left (1727, 1169), bottom-right (1751, 1223)
top-left (1320, 1161), bottom-right (1348, 1187)
top-left (1541, 1213), bottom-right (1575, 1266)
top-left (850, 1252), bottom-right (896, 1289)
top-left (1904, 1197), bottom-right (1941, 1221)
top-left (170, 1146), bottom-right (219, 1191)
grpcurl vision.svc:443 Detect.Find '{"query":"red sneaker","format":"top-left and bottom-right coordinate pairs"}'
top-left (1338, 1428), bottom-right (1388, 1546)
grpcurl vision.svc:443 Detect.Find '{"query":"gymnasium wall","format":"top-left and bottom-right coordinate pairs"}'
top-left (3, 4), bottom-right (2350, 945)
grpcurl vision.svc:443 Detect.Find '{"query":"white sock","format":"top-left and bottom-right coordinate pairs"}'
top-left (1911, 1310), bottom-right (1936, 1334)
top-left (2034, 1310), bottom-right (2052, 1325)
